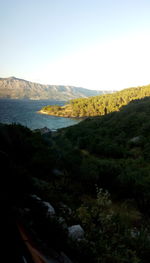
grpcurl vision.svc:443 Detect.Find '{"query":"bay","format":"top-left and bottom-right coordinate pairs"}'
top-left (0, 99), bottom-right (81, 130)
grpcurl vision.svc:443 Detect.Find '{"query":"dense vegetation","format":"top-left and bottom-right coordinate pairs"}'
top-left (41, 84), bottom-right (150, 117)
top-left (1, 95), bottom-right (150, 262)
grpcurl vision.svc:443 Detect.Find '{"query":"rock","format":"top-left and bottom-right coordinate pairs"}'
top-left (60, 252), bottom-right (73, 263)
top-left (30, 194), bottom-right (42, 201)
top-left (129, 136), bottom-right (140, 144)
top-left (58, 217), bottom-right (68, 230)
top-left (53, 169), bottom-right (64, 176)
top-left (58, 217), bottom-right (65, 224)
top-left (42, 201), bottom-right (55, 217)
top-left (131, 227), bottom-right (140, 238)
top-left (35, 127), bottom-right (51, 135)
top-left (30, 194), bottom-right (55, 217)
top-left (68, 225), bottom-right (84, 241)
top-left (59, 203), bottom-right (72, 216)
top-left (24, 208), bottom-right (31, 213)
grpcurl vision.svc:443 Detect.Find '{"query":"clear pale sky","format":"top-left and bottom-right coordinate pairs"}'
top-left (1, 0), bottom-right (150, 90)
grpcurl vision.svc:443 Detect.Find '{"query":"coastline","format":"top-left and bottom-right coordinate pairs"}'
top-left (37, 109), bottom-right (85, 119)
top-left (37, 110), bottom-right (49, 115)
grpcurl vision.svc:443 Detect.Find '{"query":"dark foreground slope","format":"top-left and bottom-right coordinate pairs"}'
top-left (1, 97), bottom-right (150, 262)
top-left (54, 97), bottom-right (150, 207)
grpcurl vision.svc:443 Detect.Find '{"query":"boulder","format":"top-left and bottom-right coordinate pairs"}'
top-left (30, 194), bottom-right (42, 201)
top-left (42, 201), bottom-right (55, 217)
top-left (58, 217), bottom-right (68, 230)
top-left (30, 194), bottom-right (55, 217)
top-left (129, 136), bottom-right (140, 144)
top-left (68, 225), bottom-right (84, 241)
top-left (60, 252), bottom-right (73, 263)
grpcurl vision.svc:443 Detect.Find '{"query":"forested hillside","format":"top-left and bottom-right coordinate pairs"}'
top-left (1, 96), bottom-right (150, 262)
top-left (40, 84), bottom-right (150, 117)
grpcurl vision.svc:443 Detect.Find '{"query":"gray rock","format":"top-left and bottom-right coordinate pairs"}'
top-left (58, 217), bottom-right (68, 230)
top-left (131, 227), bottom-right (140, 238)
top-left (30, 194), bottom-right (55, 217)
top-left (35, 127), bottom-right (51, 135)
top-left (30, 194), bottom-right (42, 201)
top-left (129, 136), bottom-right (140, 143)
top-left (60, 252), bottom-right (73, 263)
top-left (42, 201), bottom-right (55, 217)
top-left (53, 169), bottom-right (64, 176)
top-left (68, 225), bottom-right (84, 241)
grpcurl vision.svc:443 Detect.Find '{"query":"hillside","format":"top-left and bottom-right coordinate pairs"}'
top-left (40, 84), bottom-right (150, 117)
top-left (54, 96), bottom-right (150, 204)
top-left (0, 77), bottom-right (113, 101)
top-left (1, 96), bottom-right (150, 262)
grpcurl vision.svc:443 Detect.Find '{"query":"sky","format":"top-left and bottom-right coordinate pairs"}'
top-left (1, 0), bottom-right (150, 90)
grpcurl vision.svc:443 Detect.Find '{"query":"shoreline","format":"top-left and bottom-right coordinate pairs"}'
top-left (37, 110), bottom-right (85, 119)
top-left (37, 110), bottom-right (49, 115)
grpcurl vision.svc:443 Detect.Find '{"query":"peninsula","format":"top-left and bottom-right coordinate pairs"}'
top-left (39, 84), bottom-right (150, 117)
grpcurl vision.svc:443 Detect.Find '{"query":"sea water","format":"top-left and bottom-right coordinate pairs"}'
top-left (0, 99), bottom-right (81, 130)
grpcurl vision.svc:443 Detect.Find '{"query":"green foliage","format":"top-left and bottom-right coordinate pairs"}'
top-left (51, 96), bottom-right (150, 208)
top-left (41, 84), bottom-right (150, 117)
top-left (2, 94), bottom-right (150, 262)
top-left (42, 105), bottom-right (62, 113)
top-left (77, 188), bottom-right (142, 263)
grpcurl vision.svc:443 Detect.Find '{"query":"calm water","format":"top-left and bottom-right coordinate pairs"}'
top-left (0, 99), bottom-right (81, 130)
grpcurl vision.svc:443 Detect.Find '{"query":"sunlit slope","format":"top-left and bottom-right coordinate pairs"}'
top-left (40, 84), bottom-right (150, 117)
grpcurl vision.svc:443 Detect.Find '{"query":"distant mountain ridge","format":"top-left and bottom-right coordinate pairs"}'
top-left (0, 77), bottom-right (114, 101)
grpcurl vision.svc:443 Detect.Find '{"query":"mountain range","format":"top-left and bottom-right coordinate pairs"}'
top-left (0, 77), bottom-right (114, 101)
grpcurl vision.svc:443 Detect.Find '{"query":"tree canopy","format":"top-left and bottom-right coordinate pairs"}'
top-left (40, 84), bottom-right (150, 117)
